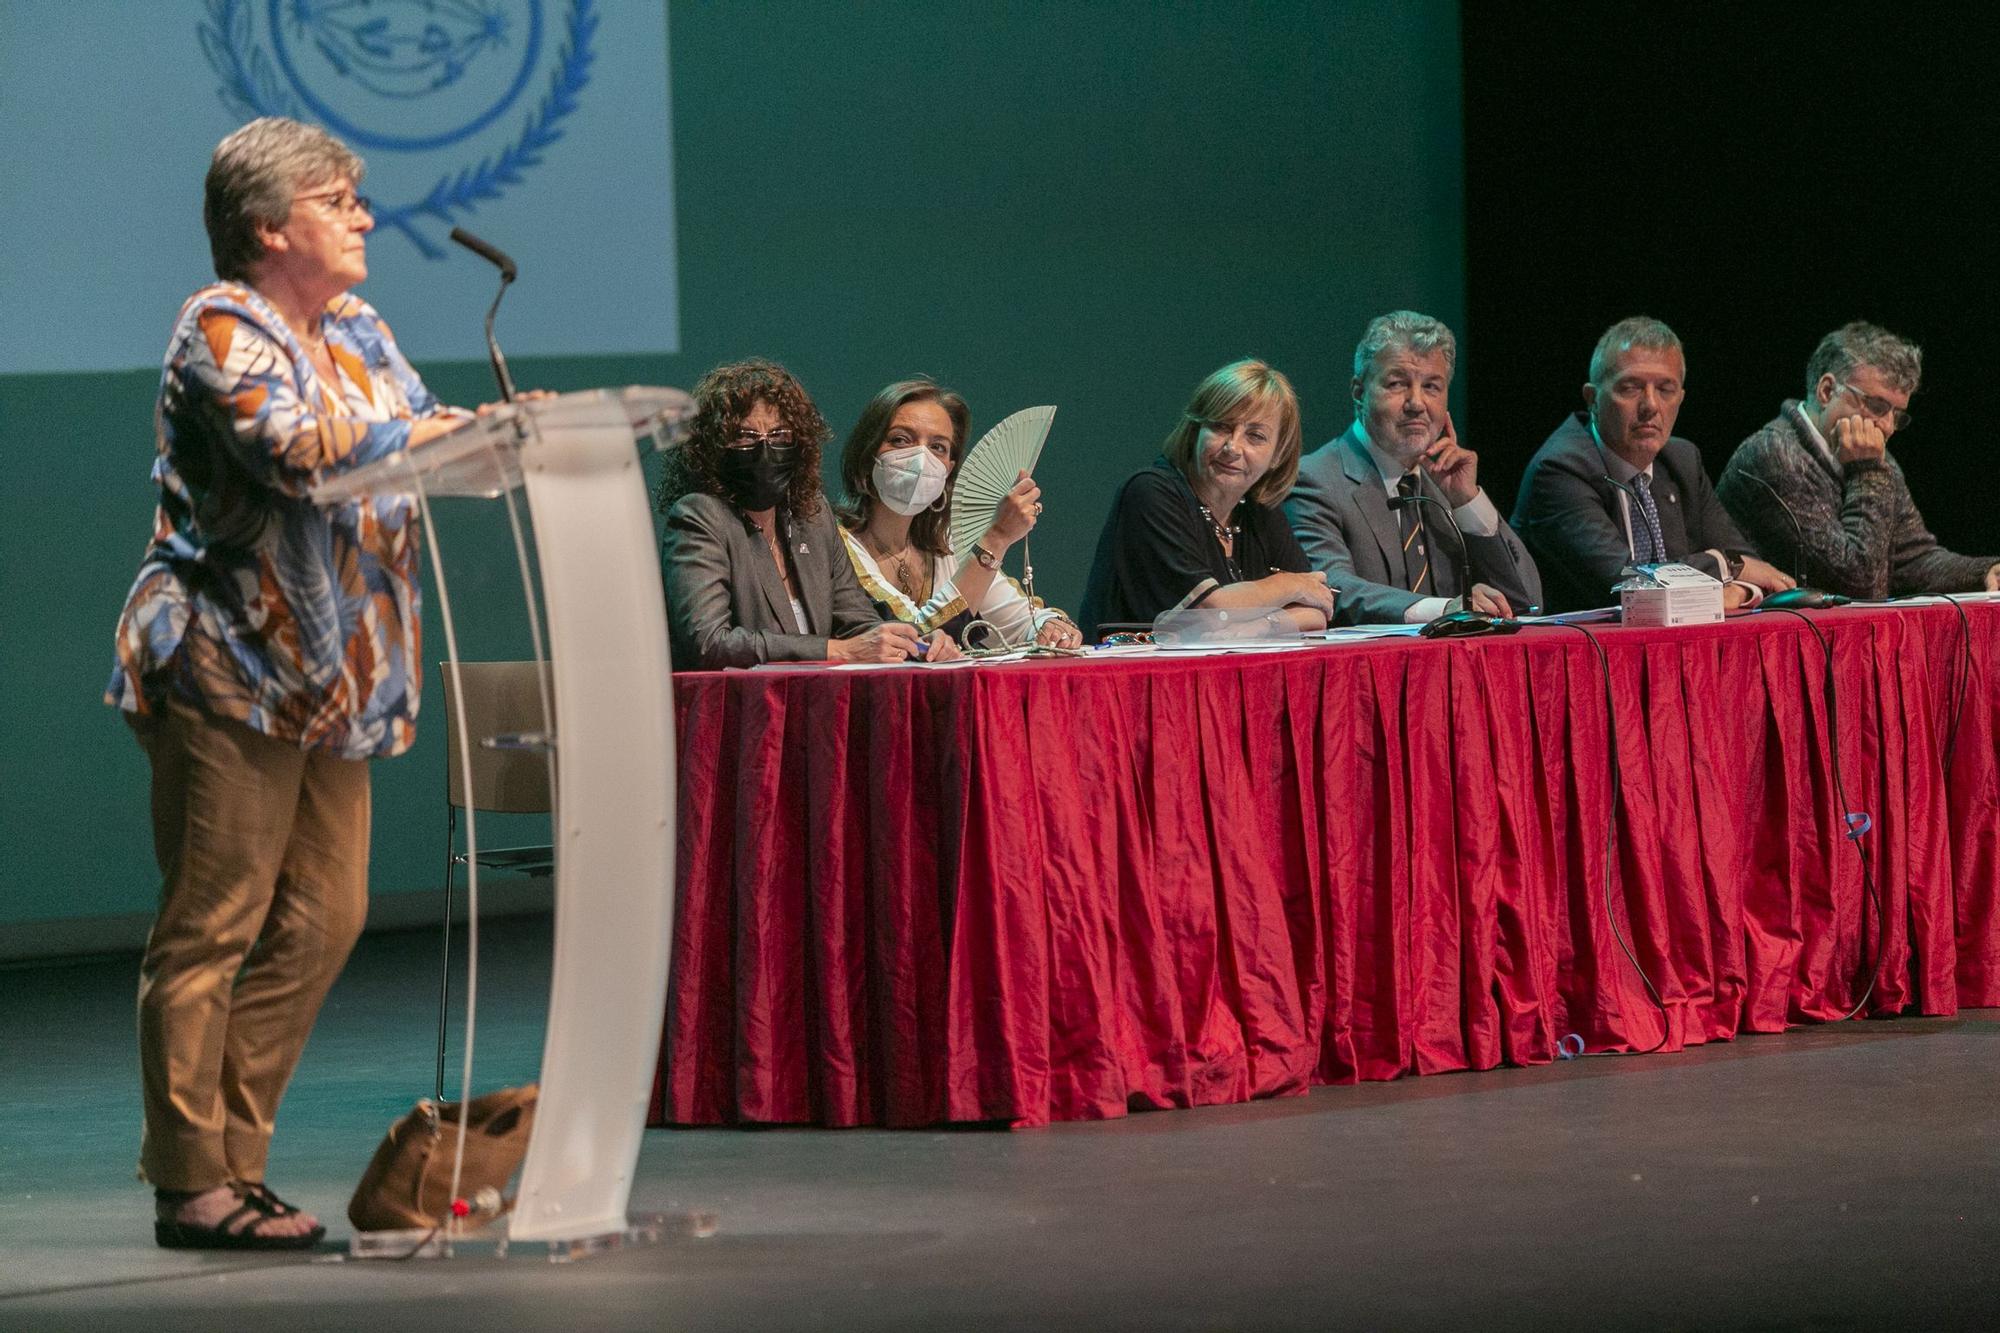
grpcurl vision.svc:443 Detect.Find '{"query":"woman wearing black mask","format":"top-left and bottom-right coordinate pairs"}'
top-left (658, 359), bottom-right (952, 668)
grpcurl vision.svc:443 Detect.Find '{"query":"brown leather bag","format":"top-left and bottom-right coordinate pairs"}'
top-left (348, 1084), bottom-right (538, 1232)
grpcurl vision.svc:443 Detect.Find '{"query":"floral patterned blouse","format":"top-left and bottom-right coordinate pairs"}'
top-left (106, 283), bottom-right (464, 759)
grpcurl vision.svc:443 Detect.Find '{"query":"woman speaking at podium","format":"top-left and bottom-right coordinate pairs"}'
top-left (835, 378), bottom-right (1082, 650)
top-left (105, 117), bottom-right (481, 1249)
top-left (658, 359), bottom-right (957, 668)
top-left (1079, 359), bottom-right (1333, 639)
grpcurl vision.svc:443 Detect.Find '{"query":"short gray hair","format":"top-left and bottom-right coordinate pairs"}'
top-left (1805, 321), bottom-right (1922, 397)
top-left (1352, 310), bottom-right (1457, 382)
top-left (204, 117), bottom-right (364, 281)
top-left (1589, 316), bottom-right (1682, 386)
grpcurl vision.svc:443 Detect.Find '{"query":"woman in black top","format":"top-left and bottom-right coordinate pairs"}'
top-left (1080, 359), bottom-right (1333, 639)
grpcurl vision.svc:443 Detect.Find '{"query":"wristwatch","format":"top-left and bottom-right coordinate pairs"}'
top-left (970, 543), bottom-right (999, 570)
top-left (1726, 553), bottom-right (1747, 580)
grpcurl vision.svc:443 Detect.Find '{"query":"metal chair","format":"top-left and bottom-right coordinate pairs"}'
top-left (435, 660), bottom-right (556, 1100)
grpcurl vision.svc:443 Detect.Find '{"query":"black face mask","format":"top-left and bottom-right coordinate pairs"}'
top-left (716, 442), bottom-right (799, 512)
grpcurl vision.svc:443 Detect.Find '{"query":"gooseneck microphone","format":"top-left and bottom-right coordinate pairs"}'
top-left (1731, 470), bottom-right (1851, 609)
top-left (1387, 489), bottom-right (1516, 638)
top-left (1597, 468), bottom-right (1642, 508)
top-left (1596, 458), bottom-right (1668, 575)
top-left (449, 227), bottom-right (517, 403)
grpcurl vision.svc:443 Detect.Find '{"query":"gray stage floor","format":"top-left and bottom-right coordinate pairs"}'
top-left (2, 915), bottom-right (1996, 1331)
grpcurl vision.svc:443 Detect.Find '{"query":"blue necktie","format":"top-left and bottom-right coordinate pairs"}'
top-left (1629, 471), bottom-right (1667, 564)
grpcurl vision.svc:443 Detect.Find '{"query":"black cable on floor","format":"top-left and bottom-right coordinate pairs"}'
top-left (1549, 621), bottom-right (1670, 1056)
top-left (1758, 607), bottom-right (1883, 1021)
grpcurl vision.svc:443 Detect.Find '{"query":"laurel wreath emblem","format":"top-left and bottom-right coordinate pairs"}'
top-left (199, 0), bottom-right (597, 258)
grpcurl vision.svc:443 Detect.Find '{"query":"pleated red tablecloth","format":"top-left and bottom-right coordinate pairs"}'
top-left (649, 602), bottom-right (1999, 1128)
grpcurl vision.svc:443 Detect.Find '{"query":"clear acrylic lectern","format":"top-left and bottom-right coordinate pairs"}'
top-left (313, 387), bottom-right (695, 1254)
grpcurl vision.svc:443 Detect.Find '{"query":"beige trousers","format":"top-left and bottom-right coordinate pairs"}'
top-left (132, 696), bottom-right (371, 1192)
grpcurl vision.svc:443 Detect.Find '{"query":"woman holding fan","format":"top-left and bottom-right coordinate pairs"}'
top-left (837, 378), bottom-right (1082, 649)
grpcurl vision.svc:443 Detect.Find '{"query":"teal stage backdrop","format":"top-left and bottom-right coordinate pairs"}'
top-left (0, 2), bottom-right (1464, 947)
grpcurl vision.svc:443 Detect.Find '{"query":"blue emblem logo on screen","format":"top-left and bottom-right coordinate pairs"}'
top-left (200, 0), bottom-right (595, 257)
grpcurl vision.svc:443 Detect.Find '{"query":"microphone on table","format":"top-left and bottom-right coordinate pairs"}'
top-left (1730, 470), bottom-right (1850, 610)
top-left (1593, 465), bottom-right (1656, 581)
top-left (1594, 462), bottom-right (1713, 596)
top-left (1387, 488), bottom-right (1519, 639)
top-left (1595, 466), bottom-right (1643, 509)
top-left (449, 227), bottom-right (518, 404)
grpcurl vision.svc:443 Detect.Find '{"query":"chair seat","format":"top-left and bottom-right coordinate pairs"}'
top-left (455, 844), bottom-right (556, 877)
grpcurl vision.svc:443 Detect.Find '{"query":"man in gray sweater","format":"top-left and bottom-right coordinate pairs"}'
top-left (1718, 322), bottom-right (1999, 599)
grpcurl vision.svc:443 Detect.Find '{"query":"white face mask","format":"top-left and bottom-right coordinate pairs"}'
top-left (871, 444), bottom-right (952, 516)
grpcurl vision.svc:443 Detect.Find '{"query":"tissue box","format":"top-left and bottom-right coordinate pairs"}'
top-left (1620, 562), bottom-right (1724, 627)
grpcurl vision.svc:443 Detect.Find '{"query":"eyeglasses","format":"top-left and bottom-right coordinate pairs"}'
top-left (1837, 381), bottom-right (1911, 431)
top-left (727, 428), bottom-right (795, 450)
top-left (294, 189), bottom-right (373, 219)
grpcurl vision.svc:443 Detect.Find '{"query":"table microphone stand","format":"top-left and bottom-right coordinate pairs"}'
top-left (1388, 490), bottom-right (1519, 639)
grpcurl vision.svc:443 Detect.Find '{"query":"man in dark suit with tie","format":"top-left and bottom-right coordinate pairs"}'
top-left (1511, 316), bottom-right (1795, 612)
top-left (1284, 311), bottom-right (1541, 624)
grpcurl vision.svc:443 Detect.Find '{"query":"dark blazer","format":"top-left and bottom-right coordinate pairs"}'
top-left (1283, 423), bottom-right (1541, 623)
top-left (1718, 403), bottom-right (1996, 600)
top-left (1511, 412), bottom-right (1755, 613)
top-left (659, 492), bottom-right (880, 669)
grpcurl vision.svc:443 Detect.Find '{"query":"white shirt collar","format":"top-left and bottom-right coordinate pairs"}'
top-left (1590, 418), bottom-right (1654, 483)
top-left (1789, 400), bottom-right (1841, 469)
top-left (1355, 421), bottom-right (1416, 495)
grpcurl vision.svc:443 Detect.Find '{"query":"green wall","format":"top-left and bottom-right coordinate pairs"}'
top-left (0, 1), bottom-right (1464, 939)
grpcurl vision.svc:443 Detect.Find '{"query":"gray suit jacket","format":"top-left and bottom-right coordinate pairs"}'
top-left (659, 492), bottom-right (880, 670)
top-left (1718, 403), bottom-right (1996, 599)
top-left (1283, 424), bottom-right (1541, 624)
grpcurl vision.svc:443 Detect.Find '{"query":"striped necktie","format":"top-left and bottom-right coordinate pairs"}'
top-left (1397, 473), bottom-right (1429, 593)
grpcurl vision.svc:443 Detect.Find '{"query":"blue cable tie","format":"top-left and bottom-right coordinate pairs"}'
top-left (1843, 811), bottom-right (1873, 840)
top-left (1557, 1033), bottom-right (1586, 1060)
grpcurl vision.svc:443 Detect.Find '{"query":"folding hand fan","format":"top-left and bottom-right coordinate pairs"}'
top-left (947, 405), bottom-right (1057, 558)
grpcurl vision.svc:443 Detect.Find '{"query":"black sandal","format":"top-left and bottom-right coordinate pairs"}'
top-left (154, 1186), bottom-right (325, 1251)
top-left (238, 1182), bottom-right (307, 1218)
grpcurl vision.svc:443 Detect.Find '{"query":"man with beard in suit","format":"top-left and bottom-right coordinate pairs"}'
top-left (1285, 310), bottom-right (1540, 624)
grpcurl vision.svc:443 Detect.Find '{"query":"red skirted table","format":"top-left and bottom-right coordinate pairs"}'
top-left (649, 601), bottom-right (1999, 1128)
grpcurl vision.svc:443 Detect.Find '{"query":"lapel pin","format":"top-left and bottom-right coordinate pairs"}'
top-left (797, 541), bottom-right (810, 554)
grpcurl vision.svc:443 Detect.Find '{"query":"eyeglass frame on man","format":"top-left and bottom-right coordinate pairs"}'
top-left (1835, 378), bottom-right (1912, 432)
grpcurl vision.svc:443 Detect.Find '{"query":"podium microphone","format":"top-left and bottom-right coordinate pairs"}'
top-left (449, 227), bottom-right (517, 403)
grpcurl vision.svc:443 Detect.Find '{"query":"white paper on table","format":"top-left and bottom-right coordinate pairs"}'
top-left (747, 660), bottom-right (967, 672)
top-left (1848, 591), bottom-right (2000, 607)
top-left (1515, 608), bottom-right (1620, 624)
top-left (1307, 624), bottom-right (1425, 640)
top-left (1151, 639), bottom-right (1318, 656)
top-left (750, 648), bottom-right (1040, 672)
top-left (829, 658), bottom-right (982, 671)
